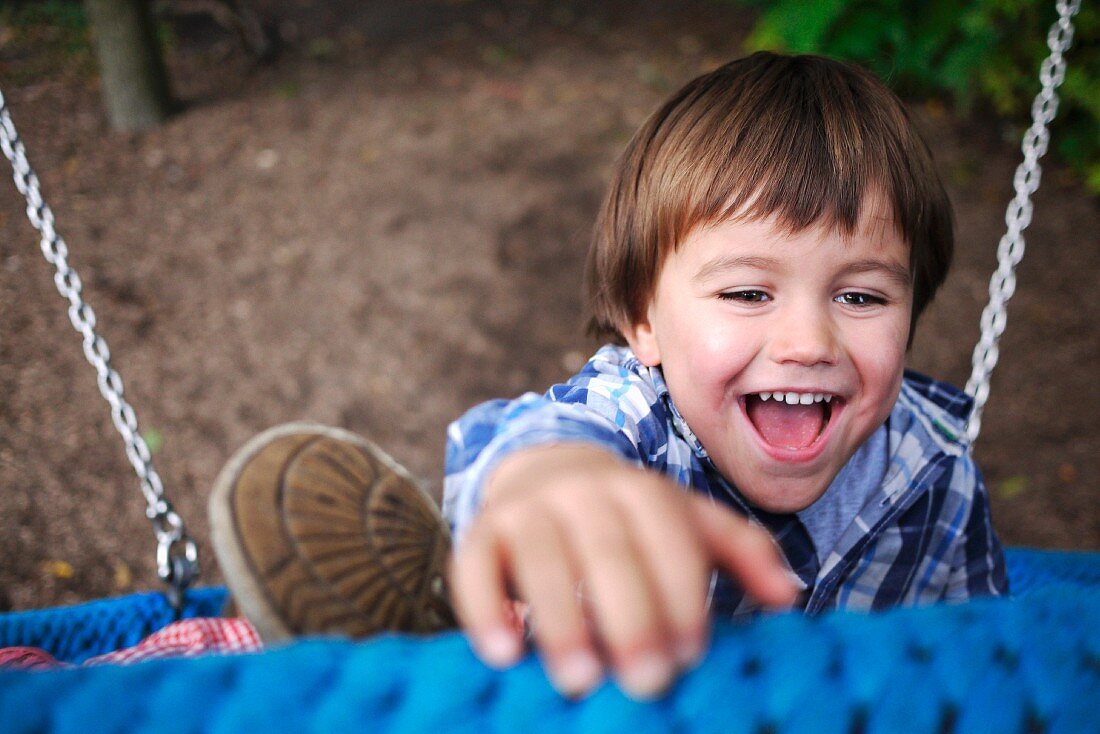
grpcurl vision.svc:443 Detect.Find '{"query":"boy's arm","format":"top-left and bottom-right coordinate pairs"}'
top-left (443, 347), bottom-right (674, 543)
top-left (443, 395), bottom-right (644, 543)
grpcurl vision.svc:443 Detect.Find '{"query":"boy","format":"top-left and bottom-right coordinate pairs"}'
top-left (209, 52), bottom-right (1007, 703)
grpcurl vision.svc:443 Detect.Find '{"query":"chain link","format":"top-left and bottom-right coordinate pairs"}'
top-left (0, 88), bottom-right (198, 608)
top-left (964, 0), bottom-right (1081, 443)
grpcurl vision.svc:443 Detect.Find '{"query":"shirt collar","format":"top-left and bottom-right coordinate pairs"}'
top-left (646, 364), bottom-right (712, 461)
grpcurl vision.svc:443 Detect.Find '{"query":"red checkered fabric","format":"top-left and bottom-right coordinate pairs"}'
top-left (0, 618), bottom-right (262, 670)
top-left (0, 646), bottom-right (63, 670)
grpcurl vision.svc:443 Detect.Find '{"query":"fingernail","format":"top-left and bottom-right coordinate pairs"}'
top-left (618, 652), bottom-right (673, 700)
top-left (551, 650), bottom-right (603, 697)
top-left (478, 628), bottom-right (521, 668)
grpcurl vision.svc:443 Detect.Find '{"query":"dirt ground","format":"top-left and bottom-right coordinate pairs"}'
top-left (0, 0), bottom-right (1096, 612)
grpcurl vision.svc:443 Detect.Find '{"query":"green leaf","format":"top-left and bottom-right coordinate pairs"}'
top-left (1086, 163), bottom-right (1100, 195)
top-left (142, 428), bottom-right (164, 456)
top-left (996, 475), bottom-right (1029, 500)
top-left (752, 0), bottom-right (849, 52)
top-left (306, 37), bottom-right (339, 62)
top-left (276, 81), bottom-right (302, 100)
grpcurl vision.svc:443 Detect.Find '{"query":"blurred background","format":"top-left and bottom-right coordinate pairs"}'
top-left (0, 0), bottom-right (1096, 611)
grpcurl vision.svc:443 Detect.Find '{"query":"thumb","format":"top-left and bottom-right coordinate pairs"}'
top-left (687, 494), bottom-right (799, 608)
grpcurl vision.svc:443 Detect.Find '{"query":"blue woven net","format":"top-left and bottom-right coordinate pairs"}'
top-left (0, 587), bottom-right (227, 664)
top-left (0, 548), bottom-right (1097, 733)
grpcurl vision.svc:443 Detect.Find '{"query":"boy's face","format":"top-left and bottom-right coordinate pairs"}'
top-left (625, 206), bottom-right (912, 513)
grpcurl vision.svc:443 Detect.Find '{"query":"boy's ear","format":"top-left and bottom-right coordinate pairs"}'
top-left (623, 307), bottom-right (662, 367)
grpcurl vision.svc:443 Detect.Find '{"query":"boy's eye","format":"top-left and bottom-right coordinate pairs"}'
top-left (719, 290), bottom-right (770, 303)
top-left (835, 292), bottom-right (885, 307)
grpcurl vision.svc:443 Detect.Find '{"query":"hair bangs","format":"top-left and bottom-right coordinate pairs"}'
top-left (587, 52), bottom-right (954, 343)
top-left (675, 58), bottom-right (909, 250)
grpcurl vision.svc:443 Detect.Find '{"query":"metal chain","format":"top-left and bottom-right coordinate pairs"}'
top-left (964, 0), bottom-right (1081, 443)
top-left (0, 88), bottom-right (198, 608)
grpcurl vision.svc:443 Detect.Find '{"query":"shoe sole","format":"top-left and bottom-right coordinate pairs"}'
top-left (209, 422), bottom-right (456, 643)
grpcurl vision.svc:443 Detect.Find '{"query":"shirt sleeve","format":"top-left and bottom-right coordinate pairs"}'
top-left (441, 347), bottom-right (671, 543)
top-left (943, 462), bottom-right (1010, 600)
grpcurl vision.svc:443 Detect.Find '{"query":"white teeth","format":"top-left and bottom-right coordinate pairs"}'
top-left (753, 391), bottom-right (836, 404)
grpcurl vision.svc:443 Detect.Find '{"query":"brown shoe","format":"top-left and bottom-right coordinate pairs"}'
top-left (209, 423), bottom-right (456, 642)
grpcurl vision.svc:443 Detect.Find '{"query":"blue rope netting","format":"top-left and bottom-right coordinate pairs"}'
top-left (0, 587), bottom-right (227, 665)
top-left (0, 548), bottom-right (1097, 733)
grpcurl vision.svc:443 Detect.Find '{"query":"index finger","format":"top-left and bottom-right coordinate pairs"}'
top-left (687, 494), bottom-right (799, 608)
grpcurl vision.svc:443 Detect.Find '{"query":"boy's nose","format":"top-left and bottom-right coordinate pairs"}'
top-left (766, 304), bottom-right (839, 367)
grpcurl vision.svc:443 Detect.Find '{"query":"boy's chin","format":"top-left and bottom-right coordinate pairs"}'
top-left (737, 477), bottom-right (831, 514)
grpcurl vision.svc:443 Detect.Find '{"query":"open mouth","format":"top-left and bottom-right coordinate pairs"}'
top-left (743, 391), bottom-right (838, 451)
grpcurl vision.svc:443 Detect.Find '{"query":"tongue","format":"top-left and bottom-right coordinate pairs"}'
top-left (746, 398), bottom-right (825, 449)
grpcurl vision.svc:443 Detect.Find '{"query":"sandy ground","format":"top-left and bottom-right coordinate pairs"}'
top-left (0, 0), bottom-right (1096, 611)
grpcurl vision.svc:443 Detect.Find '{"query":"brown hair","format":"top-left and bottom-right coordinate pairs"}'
top-left (586, 52), bottom-right (954, 344)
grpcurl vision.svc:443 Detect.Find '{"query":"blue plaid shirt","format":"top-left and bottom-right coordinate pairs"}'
top-left (443, 346), bottom-right (1008, 618)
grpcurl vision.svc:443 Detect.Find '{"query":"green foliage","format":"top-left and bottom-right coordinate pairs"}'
top-left (733, 0), bottom-right (1100, 194)
top-left (4, 0), bottom-right (87, 30)
top-left (0, 0), bottom-right (93, 82)
top-left (142, 428), bottom-right (164, 456)
top-left (1, 0), bottom-right (177, 82)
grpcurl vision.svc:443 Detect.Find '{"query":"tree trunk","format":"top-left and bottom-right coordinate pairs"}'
top-left (84, 0), bottom-right (172, 132)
